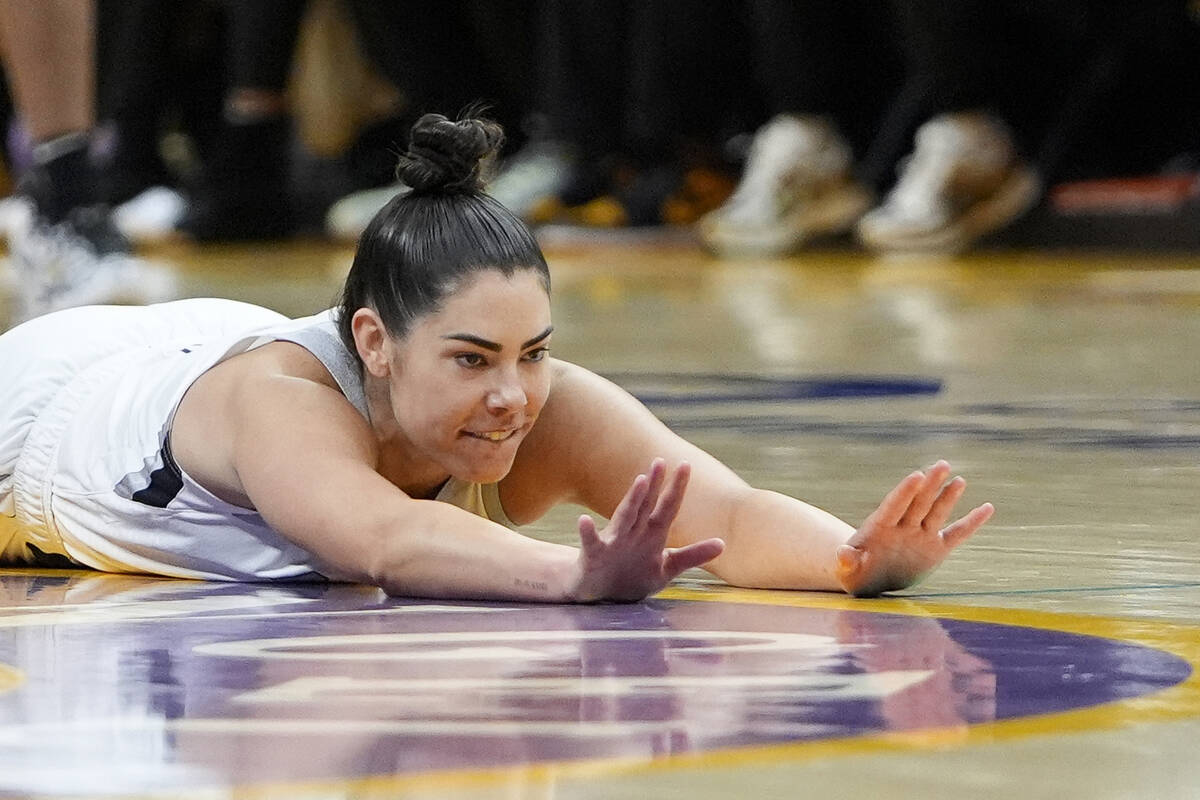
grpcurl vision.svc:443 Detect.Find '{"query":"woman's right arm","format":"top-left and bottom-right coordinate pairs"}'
top-left (213, 355), bottom-right (719, 601)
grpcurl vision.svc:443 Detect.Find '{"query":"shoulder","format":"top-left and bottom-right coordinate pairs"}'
top-left (207, 338), bottom-right (346, 399)
top-left (172, 339), bottom-right (374, 505)
top-left (499, 358), bottom-right (745, 524)
top-left (222, 342), bottom-right (369, 444)
top-left (520, 359), bottom-right (628, 457)
top-left (498, 359), bottom-right (661, 521)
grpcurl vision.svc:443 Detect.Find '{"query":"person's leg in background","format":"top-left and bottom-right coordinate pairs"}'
top-left (698, 0), bottom-right (898, 256)
top-left (507, 0), bottom-right (745, 229)
top-left (601, 0), bottom-right (745, 227)
top-left (92, 0), bottom-right (213, 243)
top-left (521, 0), bottom-right (629, 223)
top-left (0, 0), bottom-right (95, 223)
top-left (324, 0), bottom-right (538, 239)
top-left (0, 0), bottom-right (174, 323)
top-left (180, 0), bottom-right (306, 241)
top-left (855, 0), bottom-right (1049, 252)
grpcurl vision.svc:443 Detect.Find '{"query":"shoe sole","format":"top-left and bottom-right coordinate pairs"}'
top-left (700, 184), bottom-right (873, 258)
top-left (858, 169), bottom-right (1041, 254)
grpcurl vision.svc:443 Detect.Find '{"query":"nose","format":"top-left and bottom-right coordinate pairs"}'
top-left (486, 369), bottom-right (527, 414)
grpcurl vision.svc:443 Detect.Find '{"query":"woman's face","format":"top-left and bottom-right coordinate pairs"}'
top-left (376, 268), bottom-right (553, 484)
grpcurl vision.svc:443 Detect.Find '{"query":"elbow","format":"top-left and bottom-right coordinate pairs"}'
top-left (362, 525), bottom-right (416, 594)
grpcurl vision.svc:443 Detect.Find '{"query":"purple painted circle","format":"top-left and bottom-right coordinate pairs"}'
top-left (0, 583), bottom-right (1190, 794)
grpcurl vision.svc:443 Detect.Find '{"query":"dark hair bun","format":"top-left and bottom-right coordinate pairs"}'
top-left (395, 113), bottom-right (504, 194)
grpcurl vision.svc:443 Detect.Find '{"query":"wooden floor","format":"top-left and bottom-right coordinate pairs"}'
top-left (1, 234), bottom-right (1199, 799)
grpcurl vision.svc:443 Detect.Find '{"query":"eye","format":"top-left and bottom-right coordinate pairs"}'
top-left (455, 352), bottom-right (487, 368)
top-left (523, 347), bottom-right (550, 363)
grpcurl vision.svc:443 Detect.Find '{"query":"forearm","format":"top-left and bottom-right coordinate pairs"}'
top-left (351, 499), bottom-right (582, 602)
top-left (704, 488), bottom-right (854, 591)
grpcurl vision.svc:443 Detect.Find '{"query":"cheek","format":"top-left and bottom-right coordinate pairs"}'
top-left (390, 373), bottom-right (473, 432)
top-left (527, 370), bottom-right (553, 414)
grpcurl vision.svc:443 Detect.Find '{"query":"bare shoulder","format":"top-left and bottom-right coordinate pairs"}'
top-left (500, 358), bottom-right (749, 532)
top-left (499, 359), bottom-right (678, 522)
top-left (496, 360), bottom-right (586, 522)
top-left (171, 341), bottom-right (372, 507)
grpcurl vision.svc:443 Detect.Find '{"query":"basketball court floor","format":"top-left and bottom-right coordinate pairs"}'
top-left (1, 234), bottom-right (1198, 799)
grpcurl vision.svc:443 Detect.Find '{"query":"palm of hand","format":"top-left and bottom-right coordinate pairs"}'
top-left (837, 461), bottom-right (994, 597)
top-left (571, 459), bottom-right (724, 603)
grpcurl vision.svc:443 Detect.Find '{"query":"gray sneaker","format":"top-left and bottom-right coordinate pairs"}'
top-left (8, 204), bottom-right (177, 322)
top-left (697, 115), bottom-right (872, 258)
top-left (856, 113), bottom-right (1041, 253)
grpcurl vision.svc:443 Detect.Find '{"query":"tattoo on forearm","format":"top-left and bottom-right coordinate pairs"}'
top-left (514, 578), bottom-right (548, 592)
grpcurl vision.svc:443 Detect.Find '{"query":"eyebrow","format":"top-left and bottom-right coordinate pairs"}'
top-left (442, 326), bottom-right (554, 353)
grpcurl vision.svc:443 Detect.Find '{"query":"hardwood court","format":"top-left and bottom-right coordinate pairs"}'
top-left (1, 236), bottom-right (1198, 799)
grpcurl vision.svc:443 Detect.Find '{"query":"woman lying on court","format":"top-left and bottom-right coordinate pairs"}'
top-left (0, 114), bottom-right (993, 601)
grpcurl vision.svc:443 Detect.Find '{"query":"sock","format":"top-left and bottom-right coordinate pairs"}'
top-left (28, 131), bottom-right (94, 223)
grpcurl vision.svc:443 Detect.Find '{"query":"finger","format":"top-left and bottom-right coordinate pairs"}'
top-left (609, 472), bottom-right (650, 532)
top-left (900, 460), bottom-right (952, 526)
top-left (922, 475), bottom-right (967, 530)
top-left (634, 458), bottom-right (668, 530)
top-left (648, 461), bottom-right (691, 531)
top-left (875, 470), bottom-right (926, 526)
top-left (577, 514), bottom-right (602, 551)
top-left (940, 503), bottom-right (995, 548)
top-left (662, 537), bottom-right (725, 577)
top-left (835, 544), bottom-right (864, 577)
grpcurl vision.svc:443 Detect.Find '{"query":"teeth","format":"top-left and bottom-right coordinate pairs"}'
top-left (471, 430), bottom-right (512, 441)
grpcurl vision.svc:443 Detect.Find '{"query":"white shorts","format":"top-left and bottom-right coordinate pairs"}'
top-left (0, 299), bottom-right (298, 575)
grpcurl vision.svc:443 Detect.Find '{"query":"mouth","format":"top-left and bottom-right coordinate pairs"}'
top-left (463, 428), bottom-right (520, 443)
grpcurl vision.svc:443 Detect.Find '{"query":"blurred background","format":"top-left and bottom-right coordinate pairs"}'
top-left (3, 0), bottom-right (1200, 268)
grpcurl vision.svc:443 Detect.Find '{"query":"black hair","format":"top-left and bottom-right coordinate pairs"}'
top-left (337, 112), bottom-right (550, 360)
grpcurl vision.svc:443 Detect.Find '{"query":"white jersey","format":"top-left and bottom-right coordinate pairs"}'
top-left (0, 299), bottom-right (513, 580)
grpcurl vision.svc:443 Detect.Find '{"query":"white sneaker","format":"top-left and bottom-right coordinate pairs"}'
top-left (8, 205), bottom-right (177, 321)
top-left (856, 113), bottom-right (1041, 253)
top-left (0, 194), bottom-right (33, 241)
top-left (486, 141), bottom-right (573, 219)
top-left (325, 184), bottom-right (407, 242)
top-left (697, 115), bottom-right (872, 257)
top-left (112, 186), bottom-right (187, 244)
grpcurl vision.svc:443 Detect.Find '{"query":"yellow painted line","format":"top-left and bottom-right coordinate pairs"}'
top-left (0, 662), bottom-right (23, 694)
top-left (55, 585), bottom-right (1198, 800)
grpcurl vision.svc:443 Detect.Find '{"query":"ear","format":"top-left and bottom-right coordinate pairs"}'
top-left (351, 308), bottom-right (393, 378)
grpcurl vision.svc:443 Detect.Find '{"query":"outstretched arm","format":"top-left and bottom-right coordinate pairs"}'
top-left (715, 460), bottom-right (992, 595)
top-left (173, 344), bottom-right (719, 602)
top-left (504, 361), bottom-right (991, 596)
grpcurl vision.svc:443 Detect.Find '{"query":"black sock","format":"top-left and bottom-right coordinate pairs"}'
top-left (28, 132), bottom-right (95, 223)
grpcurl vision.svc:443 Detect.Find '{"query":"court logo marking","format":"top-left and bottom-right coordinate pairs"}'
top-left (0, 578), bottom-right (1196, 797)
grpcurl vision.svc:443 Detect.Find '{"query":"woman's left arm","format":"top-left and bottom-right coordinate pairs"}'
top-left (502, 360), bottom-right (992, 596)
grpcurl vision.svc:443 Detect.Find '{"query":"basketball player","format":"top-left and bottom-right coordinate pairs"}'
top-left (0, 114), bottom-right (993, 602)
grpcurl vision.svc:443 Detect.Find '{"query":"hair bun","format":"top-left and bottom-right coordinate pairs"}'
top-left (395, 113), bottom-right (504, 194)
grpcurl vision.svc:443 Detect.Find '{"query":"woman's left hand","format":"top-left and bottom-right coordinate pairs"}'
top-left (836, 460), bottom-right (994, 597)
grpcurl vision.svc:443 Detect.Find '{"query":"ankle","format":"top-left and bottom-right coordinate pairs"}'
top-left (26, 131), bottom-right (96, 223)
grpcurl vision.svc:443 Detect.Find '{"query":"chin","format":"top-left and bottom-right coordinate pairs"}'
top-left (451, 451), bottom-right (517, 485)
top-left (458, 464), bottom-right (513, 485)
top-left (449, 433), bottom-right (524, 484)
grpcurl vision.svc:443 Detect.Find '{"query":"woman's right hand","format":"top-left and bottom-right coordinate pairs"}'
top-left (568, 459), bottom-right (725, 603)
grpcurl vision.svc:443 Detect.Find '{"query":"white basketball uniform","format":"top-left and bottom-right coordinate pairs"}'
top-left (0, 299), bottom-right (513, 580)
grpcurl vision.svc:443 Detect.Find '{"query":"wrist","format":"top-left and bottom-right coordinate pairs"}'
top-left (518, 545), bottom-right (586, 603)
top-left (559, 548), bottom-right (595, 604)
